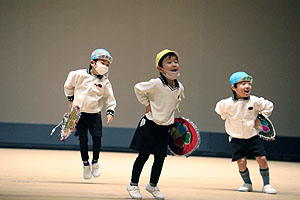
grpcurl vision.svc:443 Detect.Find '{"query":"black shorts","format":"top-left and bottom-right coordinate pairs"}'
top-left (230, 135), bottom-right (267, 161)
top-left (129, 116), bottom-right (171, 157)
top-left (75, 112), bottom-right (103, 137)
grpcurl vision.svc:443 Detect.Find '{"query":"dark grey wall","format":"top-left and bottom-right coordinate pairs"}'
top-left (1, 122), bottom-right (299, 161)
top-left (0, 0), bottom-right (299, 138)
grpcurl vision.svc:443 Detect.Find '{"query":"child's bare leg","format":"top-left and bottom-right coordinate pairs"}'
top-left (237, 157), bottom-right (247, 171)
top-left (256, 156), bottom-right (268, 169)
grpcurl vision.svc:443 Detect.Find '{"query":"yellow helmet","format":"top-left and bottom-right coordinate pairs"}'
top-left (155, 49), bottom-right (179, 67)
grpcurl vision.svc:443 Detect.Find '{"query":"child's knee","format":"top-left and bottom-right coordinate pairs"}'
top-left (79, 135), bottom-right (88, 143)
top-left (237, 158), bottom-right (247, 168)
top-left (237, 158), bottom-right (247, 171)
top-left (256, 156), bottom-right (268, 167)
top-left (256, 156), bottom-right (267, 162)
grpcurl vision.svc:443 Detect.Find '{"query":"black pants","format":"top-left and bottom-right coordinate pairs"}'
top-left (75, 113), bottom-right (103, 162)
top-left (79, 135), bottom-right (101, 161)
top-left (131, 152), bottom-right (165, 185)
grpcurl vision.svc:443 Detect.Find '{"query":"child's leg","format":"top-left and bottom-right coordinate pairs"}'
top-left (131, 152), bottom-right (150, 185)
top-left (76, 115), bottom-right (90, 163)
top-left (256, 155), bottom-right (268, 169)
top-left (92, 136), bottom-right (101, 162)
top-left (127, 153), bottom-right (147, 199)
top-left (237, 157), bottom-right (247, 171)
top-left (88, 113), bottom-right (102, 164)
top-left (78, 131), bottom-right (89, 162)
top-left (149, 154), bottom-right (165, 186)
top-left (256, 156), bottom-right (277, 193)
top-left (145, 154), bottom-right (166, 199)
top-left (90, 135), bottom-right (102, 177)
top-left (256, 156), bottom-right (270, 185)
top-left (78, 130), bottom-right (93, 180)
top-left (237, 157), bottom-right (252, 184)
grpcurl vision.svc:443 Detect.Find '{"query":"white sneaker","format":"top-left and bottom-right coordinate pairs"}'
top-left (262, 184), bottom-right (277, 194)
top-left (92, 163), bottom-right (101, 177)
top-left (238, 183), bottom-right (253, 192)
top-left (145, 184), bottom-right (165, 200)
top-left (127, 184), bottom-right (142, 199)
top-left (83, 165), bottom-right (92, 180)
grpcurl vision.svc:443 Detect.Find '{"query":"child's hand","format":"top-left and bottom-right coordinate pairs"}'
top-left (255, 118), bottom-right (261, 127)
top-left (145, 105), bottom-right (151, 113)
top-left (107, 114), bottom-right (113, 123)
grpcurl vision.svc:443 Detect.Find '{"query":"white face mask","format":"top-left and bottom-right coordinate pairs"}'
top-left (94, 63), bottom-right (109, 75)
top-left (164, 70), bottom-right (180, 80)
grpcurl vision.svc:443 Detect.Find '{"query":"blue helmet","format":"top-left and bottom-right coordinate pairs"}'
top-left (229, 71), bottom-right (253, 86)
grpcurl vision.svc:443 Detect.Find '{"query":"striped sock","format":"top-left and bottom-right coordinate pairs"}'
top-left (239, 168), bottom-right (252, 184)
top-left (260, 168), bottom-right (270, 186)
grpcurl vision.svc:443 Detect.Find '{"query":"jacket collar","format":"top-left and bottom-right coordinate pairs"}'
top-left (159, 73), bottom-right (180, 90)
top-left (232, 95), bottom-right (250, 101)
top-left (87, 66), bottom-right (103, 79)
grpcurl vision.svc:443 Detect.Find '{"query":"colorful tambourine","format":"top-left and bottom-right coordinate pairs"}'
top-left (50, 106), bottom-right (81, 141)
top-left (257, 113), bottom-right (276, 141)
top-left (168, 117), bottom-right (200, 157)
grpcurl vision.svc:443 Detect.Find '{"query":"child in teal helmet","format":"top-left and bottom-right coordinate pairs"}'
top-left (64, 48), bottom-right (116, 180)
top-left (215, 71), bottom-right (277, 194)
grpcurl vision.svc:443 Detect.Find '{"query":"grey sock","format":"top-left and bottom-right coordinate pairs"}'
top-left (239, 168), bottom-right (252, 184)
top-left (260, 168), bottom-right (270, 186)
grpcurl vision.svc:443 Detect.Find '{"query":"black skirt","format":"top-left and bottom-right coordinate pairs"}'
top-left (130, 116), bottom-right (172, 157)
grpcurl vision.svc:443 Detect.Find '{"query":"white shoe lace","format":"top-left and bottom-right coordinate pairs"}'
top-left (127, 185), bottom-right (142, 199)
top-left (263, 184), bottom-right (277, 194)
top-left (153, 188), bottom-right (162, 196)
top-left (147, 185), bottom-right (164, 199)
top-left (92, 163), bottom-right (99, 169)
top-left (128, 185), bottom-right (140, 192)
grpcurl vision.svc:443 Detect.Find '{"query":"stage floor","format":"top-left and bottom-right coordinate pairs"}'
top-left (0, 148), bottom-right (299, 200)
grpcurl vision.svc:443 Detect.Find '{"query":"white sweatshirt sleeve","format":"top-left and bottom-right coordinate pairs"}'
top-left (215, 99), bottom-right (227, 120)
top-left (134, 81), bottom-right (155, 106)
top-left (64, 71), bottom-right (77, 99)
top-left (255, 97), bottom-right (274, 117)
top-left (104, 81), bottom-right (117, 114)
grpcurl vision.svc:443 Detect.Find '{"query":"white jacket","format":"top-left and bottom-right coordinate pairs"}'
top-left (215, 95), bottom-right (273, 139)
top-left (64, 69), bottom-right (116, 115)
top-left (134, 76), bottom-right (184, 126)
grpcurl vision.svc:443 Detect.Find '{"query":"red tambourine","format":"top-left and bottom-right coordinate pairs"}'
top-left (168, 117), bottom-right (200, 157)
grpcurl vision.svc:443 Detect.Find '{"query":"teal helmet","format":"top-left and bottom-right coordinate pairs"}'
top-left (229, 71), bottom-right (253, 86)
top-left (90, 49), bottom-right (113, 63)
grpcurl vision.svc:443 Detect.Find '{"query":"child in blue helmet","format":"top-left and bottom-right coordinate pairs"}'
top-left (64, 49), bottom-right (116, 180)
top-left (215, 71), bottom-right (277, 194)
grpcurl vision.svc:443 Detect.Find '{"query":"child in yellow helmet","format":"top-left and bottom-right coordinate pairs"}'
top-left (127, 49), bottom-right (184, 199)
